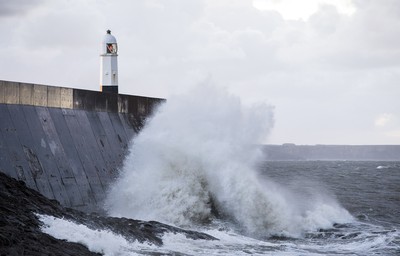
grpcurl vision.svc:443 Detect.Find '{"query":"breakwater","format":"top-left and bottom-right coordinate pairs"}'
top-left (0, 80), bottom-right (164, 212)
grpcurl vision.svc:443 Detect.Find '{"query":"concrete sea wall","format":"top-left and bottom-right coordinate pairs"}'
top-left (0, 80), bottom-right (164, 212)
top-left (2, 80), bottom-right (398, 213)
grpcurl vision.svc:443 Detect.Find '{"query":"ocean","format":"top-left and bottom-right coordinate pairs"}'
top-left (258, 160), bottom-right (400, 255)
top-left (40, 160), bottom-right (400, 255)
top-left (39, 86), bottom-right (400, 255)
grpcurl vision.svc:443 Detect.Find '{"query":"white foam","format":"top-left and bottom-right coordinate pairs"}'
top-left (159, 229), bottom-right (294, 256)
top-left (38, 213), bottom-right (290, 256)
top-left (298, 228), bottom-right (400, 255)
top-left (105, 83), bottom-right (353, 237)
top-left (37, 214), bottom-right (397, 256)
top-left (37, 214), bottom-right (156, 256)
top-left (377, 165), bottom-right (390, 169)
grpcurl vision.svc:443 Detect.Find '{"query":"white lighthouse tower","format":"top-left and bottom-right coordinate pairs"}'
top-left (100, 30), bottom-right (118, 93)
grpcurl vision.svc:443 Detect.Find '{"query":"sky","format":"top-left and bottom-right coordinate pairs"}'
top-left (0, 0), bottom-right (399, 145)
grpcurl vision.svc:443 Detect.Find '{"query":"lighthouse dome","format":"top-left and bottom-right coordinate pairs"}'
top-left (102, 30), bottom-right (118, 54)
top-left (103, 30), bottom-right (117, 44)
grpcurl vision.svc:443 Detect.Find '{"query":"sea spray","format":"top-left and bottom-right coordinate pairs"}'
top-left (105, 84), bottom-right (352, 237)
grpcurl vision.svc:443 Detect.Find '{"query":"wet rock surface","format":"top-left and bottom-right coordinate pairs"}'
top-left (0, 172), bottom-right (216, 255)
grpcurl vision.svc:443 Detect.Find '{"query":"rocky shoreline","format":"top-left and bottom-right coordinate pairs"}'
top-left (0, 172), bottom-right (216, 255)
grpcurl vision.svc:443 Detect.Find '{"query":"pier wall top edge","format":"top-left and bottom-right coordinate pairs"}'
top-left (0, 80), bottom-right (165, 114)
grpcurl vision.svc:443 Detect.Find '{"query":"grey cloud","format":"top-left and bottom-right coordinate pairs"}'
top-left (309, 4), bottom-right (341, 35)
top-left (0, 0), bottom-right (44, 17)
top-left (0, 0), bottom-right (399, 144)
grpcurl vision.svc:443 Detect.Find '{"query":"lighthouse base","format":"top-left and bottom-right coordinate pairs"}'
top-left (101, 85), bottom-right (118, 94)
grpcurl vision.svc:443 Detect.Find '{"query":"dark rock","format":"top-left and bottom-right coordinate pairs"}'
top-left (0, 172), bottom-right (101, 256)
top-left (0, 172), bottom-right (217, 255)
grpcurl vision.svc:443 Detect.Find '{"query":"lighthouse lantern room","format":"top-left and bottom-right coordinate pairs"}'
top-left (100, 30), bottom-right (118, 93)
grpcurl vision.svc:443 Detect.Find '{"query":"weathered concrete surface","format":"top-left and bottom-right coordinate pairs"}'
top-left (0, 80), bottom-right (164, 115)
top-left (0, 80), bottom-right (164, 212)
top-left (0, 104), bottom-right (138, 212)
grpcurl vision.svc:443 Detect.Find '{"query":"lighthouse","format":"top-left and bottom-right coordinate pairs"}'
top-left (100, 30), bottom-right (118, 93)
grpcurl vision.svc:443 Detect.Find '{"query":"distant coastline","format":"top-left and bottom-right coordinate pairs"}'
top-left (263, 144), bottom-right (400, 161)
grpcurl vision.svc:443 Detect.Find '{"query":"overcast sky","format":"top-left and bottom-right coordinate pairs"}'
top-left (1, 0), bottom-right (399, 145)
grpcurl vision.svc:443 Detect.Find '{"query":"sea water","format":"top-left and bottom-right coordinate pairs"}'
top-left (39, 85), bottom-right (400, 255)
top-left (39, 161), bottom-right (400, 255)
